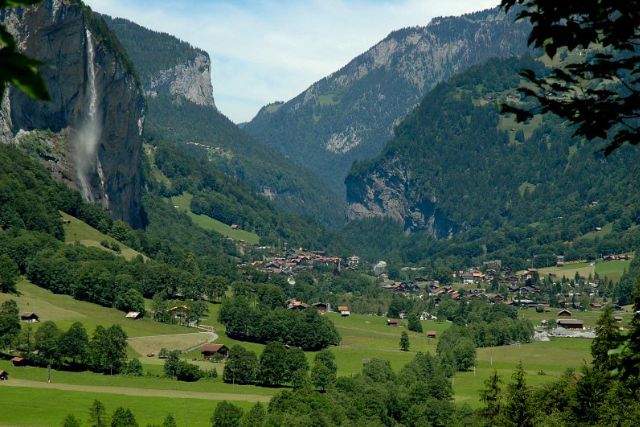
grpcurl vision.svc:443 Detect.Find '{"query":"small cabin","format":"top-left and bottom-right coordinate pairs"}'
top-left (0, 370), bottom-right (8, 380)
top-left (231, 224), bottom-right (239, 230)
top-left (201, 344), bottom-right (228, 359)
top-left (313, 302), bottom-right (330, 313)
top-left (125, 311), bottom-right (143, 320)
top-left (387, 319), bottom-right (398, 326)
top-left (11, 356), bottom-right (25, 367)
top-left (557, 309), bottom-right (572, 317)
top-left (19, 312), bottom-right (39, 323)
top-left (338, 306), bottom-right (350, 317)
top-left (556, 319), bottom-right (584, 329)
top-left (426, 330), bottom-right (437, 339)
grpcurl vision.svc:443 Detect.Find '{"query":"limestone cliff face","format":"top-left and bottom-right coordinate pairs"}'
top-left (245, 7), bottom-right (531, 194)
top-left (345, 156), bottom-right (455, 238)
top-left (0, 0), bottom-right (145, 228)
top-left (147, 52), bottom-right (216, 108)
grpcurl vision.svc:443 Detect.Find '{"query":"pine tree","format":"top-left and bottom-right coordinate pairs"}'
top-left (502, 361), bottom-right (534, 427)
top-left (479, 370), bottom-right (502, 425)
top-left (400, 331), bottom-right (410, 352)
top-left (591, 304), bottom-right (622, 373)
top-left (88, 400), bottom-right (107, 427)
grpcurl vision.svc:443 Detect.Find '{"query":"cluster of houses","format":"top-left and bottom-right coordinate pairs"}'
top-left (244, 250), bottom-right (359, 275)
top-left (285, 299), bottom-right (350, 317)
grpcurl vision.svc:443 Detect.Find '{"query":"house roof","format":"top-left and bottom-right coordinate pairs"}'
top-left (11, 356), bottom-right (23, 362)
top-left (426, 330), bottom-right (437, 336)
top-left (556, 319), bottom-right (584, 326)
top-left (201, 344), bottom-right (226, 353)
top-left (557, 309), bottom-right (572, 316)
top-left (338, 306), bottom-right (349, 312)
top-left (387, 319), bottom-right (398, 324)
top-left (125, 312), bottom-right (141, 318)
top-left (19, 312), bottom-right (38, 318)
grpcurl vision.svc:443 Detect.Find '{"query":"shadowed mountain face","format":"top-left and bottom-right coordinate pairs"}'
top-left (0, 0), bottom-right (146, 228)
top-left (244, 7), bottom-right (531, 196)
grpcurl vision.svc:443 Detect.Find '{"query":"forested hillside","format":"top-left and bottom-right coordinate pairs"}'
top-left (245, 7), bottom-right (530, 194)
top-left (104, 16), bottom-right (343, 226)
top-left (339, 57), bottom-right (640, 269)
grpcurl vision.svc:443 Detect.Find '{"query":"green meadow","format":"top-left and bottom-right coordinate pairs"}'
top-left (538, 258), bottom-right (632, 283)
top-left (169, 193), bottom-right (260, 244)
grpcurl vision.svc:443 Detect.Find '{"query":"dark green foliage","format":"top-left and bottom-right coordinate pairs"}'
top-left (437, 326), bottom-right (476, 372)
top-left (0, 253), bottom-right (18, 292)
top-left (110, 407), bottom-right (138, 427)
top-left (88, 325), bottom-right (128, 375)
top-left (0, 299), bottom-right (19, 350)
top-left (311, 349), bottom-right (337, 391)
top-left (592, 305), bottom-right (623, 373)
top-left (240, 403), bottom-right (265, 427)
top-left (219, 297), bottom-right (340, 351)
top-left (58, 322), bottom-right (89, 366)
top-left (61, 414), bottom-right (81, 427)
top-left (34, 320), bottom-right (60, 363)
top-left (479, 370), bottom-right (502, 425)
top-left (223, 345), bottom-right (258, 385)
top-left (162, 414), bottom-right (177, 427)
top-left (124, 359), bottom-right (143, 376)
top-left (407, 313), bottom-right (422, 333)
top-left (344, 57), bottom-right (640, 269)
top-left (502, 362), bottom-right (534, 427)
top-left (257, 341), bottom-right (289, 387)
top-left (212, 401), bottom-right (243, 427)
top-left (399, 331), bottom-right (409, 352)
top-left (501, 0), bottom-right (640, 154)
top-left (114, 288), bottom-right (145, 314)
top-left (88, 399), bottom-right (107, 427)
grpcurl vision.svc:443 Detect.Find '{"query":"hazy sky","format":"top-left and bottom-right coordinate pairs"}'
top-left (85, 0), bottom-right (498, 123)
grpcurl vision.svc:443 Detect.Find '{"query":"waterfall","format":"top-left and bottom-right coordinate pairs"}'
top-left (74, 29), bottom-right (102, 202)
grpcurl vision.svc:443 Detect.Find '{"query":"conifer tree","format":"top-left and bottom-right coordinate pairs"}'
top-left (400, 331), bottom-right (410, 352)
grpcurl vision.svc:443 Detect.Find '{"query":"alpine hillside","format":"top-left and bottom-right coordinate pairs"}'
top-left (244, 7), bottom-right (531, 195)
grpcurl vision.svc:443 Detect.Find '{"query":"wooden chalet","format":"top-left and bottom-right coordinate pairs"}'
top-left (338, 306), bottom-right (350, 317)
top-left (287, 299), bottom-right (309, 310)
top-left (201, 343), bottom-right (228, 359)
top-left (313, 302), bottom-right (330, 313)
top-left (0, 370), bottom-right (8, 380)
top-left (387, 319), bottom-right (398, 326)
top-left (426, 330), bottom-right (437, 339)
top-left (125, 311), bottom-right (143, 319)
top-left (19, 312), bottom-right (39, 323)
top-left (556, 319), bottom-right (584, 329)
top-left (557, 309), bottom-right (572, 317)
top-left (11, 356), bottom-right (25, 367)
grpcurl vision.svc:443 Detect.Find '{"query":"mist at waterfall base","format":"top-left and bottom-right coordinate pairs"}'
top-left (73, 30), bottom-right (101, 203)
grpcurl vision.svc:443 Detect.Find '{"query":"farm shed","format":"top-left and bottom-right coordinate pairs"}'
top-left (201, 344), bottom-right (228, 359)
top-left (556, 319), bottom-right (585, 329)
top-left (19, 312), bottom-right (39, 323)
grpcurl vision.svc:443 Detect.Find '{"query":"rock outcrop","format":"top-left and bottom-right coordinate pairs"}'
top-left (245, 7), bottom-right (531, 194)
top-left (0, 0), bottom-right (145, 228)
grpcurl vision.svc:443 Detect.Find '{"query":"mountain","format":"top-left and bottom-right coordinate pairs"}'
top-left (103, 16), bottom-right (344, 226)
top-left (244, 7), bottom-right (531, 195)
top-left (0, 0), bottom-right (145, 228)
top-left (341, 57), bottom-right (640, 266)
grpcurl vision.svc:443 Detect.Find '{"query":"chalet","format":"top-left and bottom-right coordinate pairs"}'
top-left (614, 316), bottom-right (623, 322)
top-left (230, 224), bottom-right (239, 230)
top-left (287, 299), bottom-right (309, 310)
top-left (461, 272), bottom-right (475, 284)
top-left (387, 319), bottom-right (398, 326)
top-left (426, 330), bottom-right (437, 339)
top-left (590, 303), bottom-right (603, 309)
top-left (19, 312), bottom-right (39, 323)
top-left (557, 309), bottom-right (572, 317)
top-left (0, 370), bottom-right (8, 380)
top-left (313, 302), bottom-right (330, 313)
top-left (11, 356), bottom-right (25, 367)
top-left (338, 306), bottom-right (350, 317)
top-left (556, 319), bottom-right (584, 329)
top-left (125, 311), bottom-right (143, 319)
top-left (201, 343), bottom-right (228, 359)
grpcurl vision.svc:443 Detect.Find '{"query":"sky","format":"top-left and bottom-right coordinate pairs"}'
top-left (84, 0), bottom-right (498, 123)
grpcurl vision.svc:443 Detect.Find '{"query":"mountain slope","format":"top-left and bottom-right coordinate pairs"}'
top-left (103, 16), bottom-right (343, 226)
top-left (245, 7), bottom-right (531, 194)
top-left (342, 57), bottom-right (640, 266)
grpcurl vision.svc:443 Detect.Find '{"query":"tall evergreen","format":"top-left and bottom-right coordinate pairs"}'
top-left (591, 305), bottom-right (622, 373)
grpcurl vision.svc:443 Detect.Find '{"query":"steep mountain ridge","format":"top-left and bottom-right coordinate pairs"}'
top-left (245, 7), bottom-right (531, 194)
top-left (342, 57), bottom-right (640, 264)
top-left (0, 0), bottom-right (145, 228)
top-left (104, 16), bottom-right (344, 226)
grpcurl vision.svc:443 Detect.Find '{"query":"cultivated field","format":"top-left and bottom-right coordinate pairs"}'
top-left (538, 258), bottom-right (632, 283)
top-left (170, 193), bottom-right (260, 244)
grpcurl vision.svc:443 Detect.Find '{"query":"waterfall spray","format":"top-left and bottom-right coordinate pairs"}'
top-left (74, 29), bottom-right (102, 202)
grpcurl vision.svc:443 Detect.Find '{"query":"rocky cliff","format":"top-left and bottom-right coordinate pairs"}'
top-left (245, 7), bottom-right (531, 194)
top-left (102, 16), bottom-right (216, 109)
top-left (0, 0), bottom-right (145, 228)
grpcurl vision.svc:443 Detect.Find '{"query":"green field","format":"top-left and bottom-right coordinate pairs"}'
top-left (539, 258), bottom-right (632, 283)
top-left (0, 280), bottom-right (190, 338)
top-left (170, 193), bottom-right (260, 244)
top-left (62, 212), bottom-right (145, 261)
top-left (0, 386), bottom-right (255, 426)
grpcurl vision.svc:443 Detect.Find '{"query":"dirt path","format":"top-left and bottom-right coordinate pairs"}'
top-left (0, 379), bottom-right (270, 402)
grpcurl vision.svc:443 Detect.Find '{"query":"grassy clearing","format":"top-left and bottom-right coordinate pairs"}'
top-left (519, 305), bottom-right (634, 328)
top-left (0, 386), bottom-right (255, 426)
top-left (128, 332), bottom-right (215, 357)
top-left (0, 280), bottom-right (191, 338)
top-left (539, 257), bottom-right (631, 282)
top-left (498, 114), bottom-right (543, 144)
top-left (62, 212), bottom-right (144, 261)
top-left (454, 338), bottom-right (592, 408)
top-left (170, 193), bottom-right (259, 244)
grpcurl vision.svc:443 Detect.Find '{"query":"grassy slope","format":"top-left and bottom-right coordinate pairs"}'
top-left (170, 193), bottom-right (260, 245)
top-left (539, 258), bottom-right (632, 283)
top-left (0, 280), bottom-right (189, 338)
top-left (62, 212), bottom-right (145, 261)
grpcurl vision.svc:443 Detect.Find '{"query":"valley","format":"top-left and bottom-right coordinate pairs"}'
top-left (0, 0), bottom-right (639, 426)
